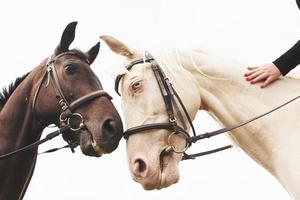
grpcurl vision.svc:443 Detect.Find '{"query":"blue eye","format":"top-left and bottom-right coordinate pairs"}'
top-left (64, 64), bottom-right (78, 74)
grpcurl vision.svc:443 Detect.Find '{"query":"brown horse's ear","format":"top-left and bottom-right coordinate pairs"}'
top-left (100, 35), bottom-right (135, 59)
top-left (86, 42), bottom-right (100, 65)
top-left (54, 21), bottom-right (77, 56)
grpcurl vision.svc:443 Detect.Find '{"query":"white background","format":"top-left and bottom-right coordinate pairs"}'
top-left (0, 0), bottom-right (299, 199)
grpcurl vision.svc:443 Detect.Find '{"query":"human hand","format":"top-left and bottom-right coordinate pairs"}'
top-left (244, 63), bottom-right (282, 88)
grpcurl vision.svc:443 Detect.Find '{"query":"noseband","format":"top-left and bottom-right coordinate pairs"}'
top-left (116, 52), bottom-right (300, 160)
top-left (32, 52), bottom-right (112, 150)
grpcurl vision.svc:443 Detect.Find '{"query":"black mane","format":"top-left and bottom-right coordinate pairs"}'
top-left (0, 72), bottom-right (30, 111)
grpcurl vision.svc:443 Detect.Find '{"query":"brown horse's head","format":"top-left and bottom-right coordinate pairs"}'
top-left (34, 22), bottom-right (123, 156)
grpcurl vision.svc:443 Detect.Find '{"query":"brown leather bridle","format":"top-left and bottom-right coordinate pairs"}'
top-left (115, 52), bottom-right (300, 160)
top-left (0, 51), bottom-right (112, 160)
top-left (33, 51), bottom-right (113, 150)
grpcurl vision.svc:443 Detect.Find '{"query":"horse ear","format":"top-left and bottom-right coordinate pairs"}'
top-left (86, 42), bottom-right (100, 65)
top-left (54, 21), bottom-right (77, 55)
top-left (100, 35), bottom-right (135, 59)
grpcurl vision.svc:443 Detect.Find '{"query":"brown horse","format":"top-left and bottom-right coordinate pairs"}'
top-left (0, 22), bottom-right (123, 200)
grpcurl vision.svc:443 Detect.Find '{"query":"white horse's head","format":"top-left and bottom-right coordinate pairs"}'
top-left (101, 35), bottom-right (200, 190)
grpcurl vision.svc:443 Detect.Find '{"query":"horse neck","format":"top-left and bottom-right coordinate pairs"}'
top-left (0, 72), bottom-right (44, 149)
top-left (177, 49), bottom-right (300, 197)
top-left (0, 68), bottom-right (45, 200)
top-left (178, 49), bottom-right (283, 154)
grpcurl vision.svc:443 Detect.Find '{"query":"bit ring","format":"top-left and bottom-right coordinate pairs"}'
top-left (167, 132), bottom-right (189, 153)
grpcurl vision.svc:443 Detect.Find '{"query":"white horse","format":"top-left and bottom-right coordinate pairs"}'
top-left (101, 35), bottom-right (300, 199)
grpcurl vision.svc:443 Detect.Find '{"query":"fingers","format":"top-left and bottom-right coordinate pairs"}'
top-left (245, 70), bottom-right (265, 82)
top-left (244, 63), bottom-right (281, 88)
top-left (247, 66), bottom-right (258, 70)
top-left (244, 66), bottom-right (259, 77)
top-left (250, 72), bottom-right (268, 84)
top-left (261, 76), bottom-right (278, 88)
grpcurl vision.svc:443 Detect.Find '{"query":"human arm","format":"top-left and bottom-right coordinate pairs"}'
top-left (273, 40), bottom-right (300, 75)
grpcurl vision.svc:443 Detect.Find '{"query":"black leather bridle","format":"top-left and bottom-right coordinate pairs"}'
top-left (0, 51), bottom-right (112, 160)
top-left (116, 52), bottom-right (300, 160)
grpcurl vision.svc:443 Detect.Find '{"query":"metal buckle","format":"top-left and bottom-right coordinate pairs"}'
top-left (167, 132), bottom-right (189, 153)
top-left (59, 99), bottom-right (68, 111)
top-left (59, 112), bottom-right (68, 123)
top-left (67, 113), bottom-right (85, 131)
top-left (169, 117), bottom-right (177, 123)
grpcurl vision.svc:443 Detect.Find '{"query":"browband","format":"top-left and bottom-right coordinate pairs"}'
top-left (115, 56), bottom-right (155, 96)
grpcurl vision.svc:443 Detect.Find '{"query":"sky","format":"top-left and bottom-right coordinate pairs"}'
top-left (0, 0), bottom-right (299, 199)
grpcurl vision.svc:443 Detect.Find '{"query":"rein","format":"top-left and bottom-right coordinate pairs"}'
top-left (0, 52), bottom-right (112, 160)
top-left (117, 52), bottom-right (300, 161)
top-left (0, 125), bottom-right (70, 160)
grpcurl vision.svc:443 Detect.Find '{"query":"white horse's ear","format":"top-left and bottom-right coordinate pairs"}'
top-left (100, 35), bottom-right (135, 59)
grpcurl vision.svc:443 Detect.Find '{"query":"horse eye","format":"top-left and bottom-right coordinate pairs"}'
top-left (64, 64), bottom-right (78, 74)
top-left (131, 81), bottom-right (143, 91)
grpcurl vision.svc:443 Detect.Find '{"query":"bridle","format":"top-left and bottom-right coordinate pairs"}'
top-left (32, 51), bottom-right (112, 150)
top-left (0, 51), bottom-right (112, 160)
top-left (116, 52), bottom-right (300, 161)
top-left (115, 52), bottom-right (200, 160)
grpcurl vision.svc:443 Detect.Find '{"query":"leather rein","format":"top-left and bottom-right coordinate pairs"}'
top-left (116, 52), bottom-right (300, 161)
top-left (0, 52), bottom-right (112, 160)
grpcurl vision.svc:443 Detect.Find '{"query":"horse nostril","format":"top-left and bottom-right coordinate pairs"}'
top-left (102, 119), bottom-right (116, 135)
top-left (102, 119), bottom-right (117, 138)
top-left (133, 158), bottom-right (147, 177)
top-left (98, 118), bottom-right (122, 153)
